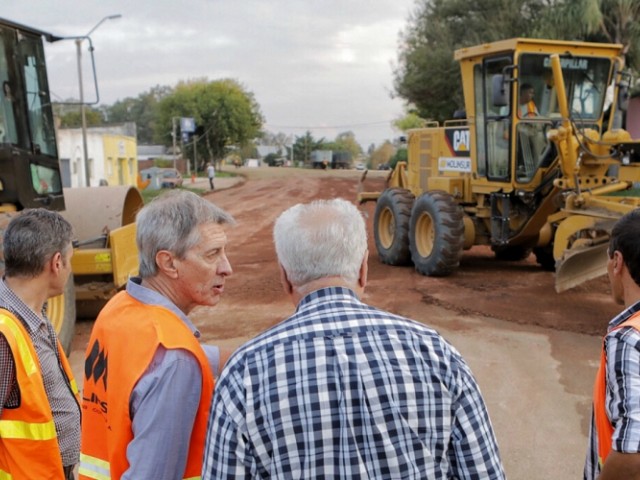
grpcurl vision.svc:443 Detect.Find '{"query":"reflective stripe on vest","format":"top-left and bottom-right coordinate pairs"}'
top-left (79, 453), bottom-right (111, 480)
top-left (594, 311), bottom-right (640, 467)
top-left (0, 418), bottom-right (56, 440)
top-left (0, 313), bottom-right (57, 442)
top-left (0, 468), bottom-right (12, 479)
top-left (0, 314), bottom-right (37, 375)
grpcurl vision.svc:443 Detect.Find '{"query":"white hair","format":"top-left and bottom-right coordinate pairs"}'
top-left (273, 198), bottom-right (367, 286)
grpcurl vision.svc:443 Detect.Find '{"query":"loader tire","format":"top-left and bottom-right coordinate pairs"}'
top-left (373, 188), bottom-right (415, 266)
top-left (409, 191), bottom-right (464, 276)
top-left (492, 245), bottom-right (532, 261)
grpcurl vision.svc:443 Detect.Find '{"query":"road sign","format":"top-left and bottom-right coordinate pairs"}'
top-left (180, 117), bottom-right (196, 133)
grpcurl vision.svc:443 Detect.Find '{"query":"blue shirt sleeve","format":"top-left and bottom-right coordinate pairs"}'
top-left (123, 345), bottom-right (202, 480)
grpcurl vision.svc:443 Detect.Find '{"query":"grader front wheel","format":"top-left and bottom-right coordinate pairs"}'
top-left (373, 188), bottom-right (415, 266)
top-left (409, 191), bottom-right (464, 276)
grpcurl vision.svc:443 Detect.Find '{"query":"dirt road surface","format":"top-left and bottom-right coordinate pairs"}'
top-left (70, 166), bottom-right (617, 479)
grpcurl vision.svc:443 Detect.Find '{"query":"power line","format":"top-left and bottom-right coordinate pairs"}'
top-left (265, 120), bottom-right (394, 130)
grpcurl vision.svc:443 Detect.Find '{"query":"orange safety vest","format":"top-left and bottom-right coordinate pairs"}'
top-left (78, 291), bottom-right (214, 480)
top-left (521, 100), bottom-right (538, 117)
top-left (593, 311), bottom-right (640, 468)
top-left (0, 309), bottom-right (80, 480)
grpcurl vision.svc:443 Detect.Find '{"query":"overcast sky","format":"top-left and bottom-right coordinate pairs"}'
top-left (4, 1), bottom-right (417, 149)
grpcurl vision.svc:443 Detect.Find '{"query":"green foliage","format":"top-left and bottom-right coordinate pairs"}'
top-left (292, 131), bottom-right (325, 163)
top-left (390, 148), bottom-right (408, 169)
top-left (393, 113), bottom-right (426, 132)
top-left (323, 131), bottom-right (363, 158)
top-left (58, 107), bottom-right (103, 128)
top-left (104, 85), bottom-right (172, 144)
top-left (155, 78), bottom-right (264, 172)
top-left (393, 0), bottom-right (640, 120)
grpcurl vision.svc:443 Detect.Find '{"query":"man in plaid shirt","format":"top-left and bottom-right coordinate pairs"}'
top-left (584, 209), bottom-right (640, 479)
top-left (203, 198), bottom-right (505, 479)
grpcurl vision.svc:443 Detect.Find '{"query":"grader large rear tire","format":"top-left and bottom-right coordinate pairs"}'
top-left (373, 188), bottom-right (415, 266)
top-left (409, 191), bottom-right (464, 276)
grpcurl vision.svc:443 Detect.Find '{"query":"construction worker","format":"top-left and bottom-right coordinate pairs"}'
top-left (584, 209), bottom-right (640, 479)
top-left (0, 209), bottom-right (80, 479)
top-left (519, 82), bottom-right (539, 117)
top-left (79, 190), bottom-right (234, 480)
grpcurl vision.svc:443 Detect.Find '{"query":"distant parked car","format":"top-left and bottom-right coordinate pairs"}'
top-left (378, 163), bottom-right (391, 170)
top-left (160, 168), bottom-right (183, 188)
top-left (355, 162), bottom-right (366, 170)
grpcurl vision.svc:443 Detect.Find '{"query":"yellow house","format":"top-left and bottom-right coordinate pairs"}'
top-left (103, 134), bottom-right (138, 187)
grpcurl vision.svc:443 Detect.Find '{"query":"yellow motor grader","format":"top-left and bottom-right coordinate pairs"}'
top-left (359, 38), bottom-right (640, 292)
top-left (0, 18), bottom-right (141, 351)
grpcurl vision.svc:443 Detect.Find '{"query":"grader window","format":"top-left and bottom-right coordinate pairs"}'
top-left (518, 53), bottom-right (612, 122)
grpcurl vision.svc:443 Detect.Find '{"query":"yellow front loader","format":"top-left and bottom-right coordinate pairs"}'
top-left (359, 38), bottom-right (640, 292)
top-left (0, 18), bottom-right (141, 352)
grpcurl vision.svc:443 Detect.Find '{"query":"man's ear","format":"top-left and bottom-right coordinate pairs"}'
top-left (613, 250), bottom-right (625, 276)
top-left (358, 249), bottom-right (368, 289)
top-left (279, 263), bottom-right (293, 296)
top-left (155, 250), bottom-right (178, 278)
top-left (49, 251), bottom-right (63, 274)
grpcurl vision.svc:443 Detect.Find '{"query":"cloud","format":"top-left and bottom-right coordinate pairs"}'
top-left (2, 0), bottom-right (414, 148)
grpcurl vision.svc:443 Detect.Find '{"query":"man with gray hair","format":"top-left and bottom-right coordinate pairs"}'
top-left (80, 190), bottom-right (234, 480)
top-left (203, 198), bottom-right (505, 479)
top-left (0, 209), bottom-right (80, 479)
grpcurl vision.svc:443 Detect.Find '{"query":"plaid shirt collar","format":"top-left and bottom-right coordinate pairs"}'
top-left (0, 277), bottom-right (47, 334)
top-left (608, 299), bottom-right (640, 332)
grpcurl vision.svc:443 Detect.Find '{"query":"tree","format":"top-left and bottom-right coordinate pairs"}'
top-left (536, 0), bottom-right (640, 69)
top-left (324, 131), bottom-right (363, 158)
top-left (104, 85), bottom-right (172, 144)
top-left (156, 78), bottom-right (264, 171)
top-left (369, 141), bottom-right (396, 169)
top-left (292, 131), bottom-right (324, 164)
top-left (393, 112), bottom-right (427, 132)
top-left (56, 107), bottom-right (103, 128)
top-left (394, 0), bottom-right (550, 122)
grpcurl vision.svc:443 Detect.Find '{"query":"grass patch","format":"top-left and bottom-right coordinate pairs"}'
top-left (141, 185), bottom-right (208, 204)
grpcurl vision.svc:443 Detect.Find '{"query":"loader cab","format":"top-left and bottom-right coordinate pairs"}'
top-left (0, 19), bottom-right (64, 211)
top-left (475, 49), bottom-right (614, 188)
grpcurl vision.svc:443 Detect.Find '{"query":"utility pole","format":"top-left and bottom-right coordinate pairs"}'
top-left (74, 14), bottom-right (122, 187)
top-left (172, 116), bottom-right (178, 170)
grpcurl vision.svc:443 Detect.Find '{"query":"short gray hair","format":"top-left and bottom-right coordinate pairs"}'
top-left (4, 209), bottom-right (74, 278)
top-left (136, 190), bottom-right (235, 278)
top-left (273, 198), bottom-right (367, 286)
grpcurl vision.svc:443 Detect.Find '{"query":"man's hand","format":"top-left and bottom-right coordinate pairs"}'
top-left (599, 450), bottom-right (640, 480)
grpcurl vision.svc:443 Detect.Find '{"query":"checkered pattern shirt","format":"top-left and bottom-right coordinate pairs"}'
top-left (0, 279), bottom-right (81, 467)
top-left (203, 287), bottom-right (505, 479)
top-left (584, 300), bottom-right (640, 480)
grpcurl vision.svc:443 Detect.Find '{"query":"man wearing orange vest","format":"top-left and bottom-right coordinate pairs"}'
top-left (79, 190), bottom-right (235, 480)
top-left (518, 83), bottom-right (539, 118)
top-left (0, 209), bottom-right (81, 480)
top-left (584, 209), bottom-right (640, 479)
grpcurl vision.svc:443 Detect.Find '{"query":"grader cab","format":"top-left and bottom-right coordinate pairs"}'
top-left (359, 38), bottom-right (640, 292)
top-left (0, 18), bottom-right (141, 351)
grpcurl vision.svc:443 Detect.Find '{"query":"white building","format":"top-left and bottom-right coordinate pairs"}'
top-left (56, 124), bottom-right (138, 188)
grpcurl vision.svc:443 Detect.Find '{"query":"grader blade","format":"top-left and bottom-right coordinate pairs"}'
top-left (555, 243), bottom-right (609, 293)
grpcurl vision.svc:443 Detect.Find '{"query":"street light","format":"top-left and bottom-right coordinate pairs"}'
top-left (75, 14), bottom-right (122, 187)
